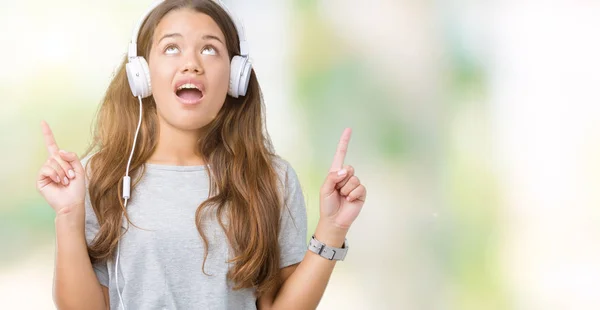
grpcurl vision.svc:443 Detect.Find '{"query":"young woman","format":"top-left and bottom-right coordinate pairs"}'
top-left (36, 0), bottom-right (366, 309)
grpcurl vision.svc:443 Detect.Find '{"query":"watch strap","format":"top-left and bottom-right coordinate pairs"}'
top-left (308, 235), bottom-right (348, 261)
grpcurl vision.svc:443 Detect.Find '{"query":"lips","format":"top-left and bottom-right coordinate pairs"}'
top-left (174, 79), bottom-right (206, 105)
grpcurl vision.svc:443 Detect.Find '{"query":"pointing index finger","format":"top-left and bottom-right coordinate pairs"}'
top-left (41, 120), bottom-right (60, 155)
top-left (330, 128), bottom-right (352, 172)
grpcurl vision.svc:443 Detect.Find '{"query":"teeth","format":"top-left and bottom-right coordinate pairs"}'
top-left (177, 83), bottom-right (199, 90)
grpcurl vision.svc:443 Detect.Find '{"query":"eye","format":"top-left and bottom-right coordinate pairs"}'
top-left (164, 44), bottom-right (180, 55)
top-left (201, 46), bottom-right (217, 56)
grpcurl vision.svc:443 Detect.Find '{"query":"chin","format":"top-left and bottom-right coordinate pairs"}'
top-left (178, 119), bottom-right (211, 131)
top-left (160, 112), bottom-right (209, 131)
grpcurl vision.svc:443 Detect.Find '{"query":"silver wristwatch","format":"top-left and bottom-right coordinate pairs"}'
top-left (308, 235), bottom-right (349, 261)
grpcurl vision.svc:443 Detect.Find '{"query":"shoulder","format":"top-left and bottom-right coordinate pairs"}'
top-left (80, 151), bottom-right (96, 168)
top-left (270, 156), bottom-right (300, 188)
top-left (80, 152), bottom-right (99, 180)
top-left (270, 156), bottom-right (305, 207)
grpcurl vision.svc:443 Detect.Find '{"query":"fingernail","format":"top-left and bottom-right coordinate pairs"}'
top-left (337, 169), bottom-right (347, 176)
top-left (63, 177), bottom-right (69, 185)
top-left (68, 170), bottom-right (75, 178)
top-left (56, 176), bottom-right (60, 183)
top-left (59, 150), bottom-right (67, 154)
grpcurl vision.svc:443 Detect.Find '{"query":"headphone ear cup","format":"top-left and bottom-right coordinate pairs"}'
top-left (228, 56), bottom-right (244, 98)
top-left (238, 59), bottom-right (252, 97)
top-left (228, 55), bottom-right (252, 98)
top-left (126, 57), bottom-right (152, 98)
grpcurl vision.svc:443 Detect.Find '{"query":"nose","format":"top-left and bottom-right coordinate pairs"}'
top-left (181, 53), bottom-right (204, 75)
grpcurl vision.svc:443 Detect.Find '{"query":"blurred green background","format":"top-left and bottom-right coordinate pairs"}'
top-left (2, 0), bottom-right (600, 309)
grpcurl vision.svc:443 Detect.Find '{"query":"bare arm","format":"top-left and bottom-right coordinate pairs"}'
top-left (53, 210), bottom-right (107, 310)
top-left (257, 223), bottom-right (347, 310)
top-left (37, 122), bottom-right (107, 309)
top-left (258, 128), bottom-right (367, 310)
top-left (102, 286), bottom-right (110, 306)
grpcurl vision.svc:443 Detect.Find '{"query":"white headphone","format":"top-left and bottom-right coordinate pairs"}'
top-left (125, 0), bottom-right (252, 99)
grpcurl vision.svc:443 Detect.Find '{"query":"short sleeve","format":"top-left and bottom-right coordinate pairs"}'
top-left (276, 158), bottom-right (308, 268)
top-left (81, 155), bottom-right (110, 287)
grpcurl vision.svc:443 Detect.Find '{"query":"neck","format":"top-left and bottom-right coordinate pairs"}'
top-left (148, 120), bottom-right (206, 166)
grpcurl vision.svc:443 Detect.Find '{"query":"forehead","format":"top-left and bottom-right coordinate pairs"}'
top-left (153, 8), bottom-right (225, 42)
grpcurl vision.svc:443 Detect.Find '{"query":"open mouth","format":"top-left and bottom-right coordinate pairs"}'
top-left (175, 83), bottom-right (204, 104)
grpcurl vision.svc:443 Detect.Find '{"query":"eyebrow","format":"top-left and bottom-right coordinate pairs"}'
top-left (202, 34), bottom-right (224, 45)
top-left (158, 33), bottom-right (182, 43)
top-left (157, 33), bottom-right (224, 45)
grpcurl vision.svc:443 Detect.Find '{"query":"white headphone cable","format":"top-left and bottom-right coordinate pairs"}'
top-left (116, 95), bottom-right (143, 310)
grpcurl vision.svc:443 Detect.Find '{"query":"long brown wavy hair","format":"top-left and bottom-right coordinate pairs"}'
top-left (83, 0), bottom-right (283, 296)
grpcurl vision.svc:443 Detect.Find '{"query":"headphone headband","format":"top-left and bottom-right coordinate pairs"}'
top-left (128, 0), bottom-right (249, 60)
top-left (213, 0), bottom-right (248, 56)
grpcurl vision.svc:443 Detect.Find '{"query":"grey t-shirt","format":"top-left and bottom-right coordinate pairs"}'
top-left (83, 157), bottom-right (307, 310)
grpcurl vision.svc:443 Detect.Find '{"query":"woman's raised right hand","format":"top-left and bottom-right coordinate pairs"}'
top-left (36, 121), bottom-right (87, 216)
